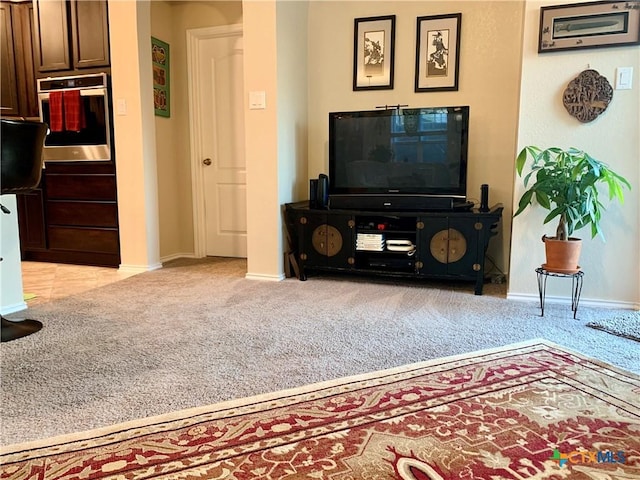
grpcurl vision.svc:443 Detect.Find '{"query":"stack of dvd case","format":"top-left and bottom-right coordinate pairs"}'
top-left (356, 233), bottom-right (385, 251)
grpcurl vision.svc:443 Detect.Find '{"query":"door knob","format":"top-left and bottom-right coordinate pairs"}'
top-left (203, 158), bottom-right (212, 166)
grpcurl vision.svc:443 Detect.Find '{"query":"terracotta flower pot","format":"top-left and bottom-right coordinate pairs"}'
top-left (542, 235), bottom-right (582, 274)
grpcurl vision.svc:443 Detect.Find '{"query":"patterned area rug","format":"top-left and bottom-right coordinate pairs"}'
top-left (1, 340), bottom-right (639, 480)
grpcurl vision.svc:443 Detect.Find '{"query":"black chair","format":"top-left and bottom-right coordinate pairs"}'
top-left (1, 118), bottom-right (48, 342)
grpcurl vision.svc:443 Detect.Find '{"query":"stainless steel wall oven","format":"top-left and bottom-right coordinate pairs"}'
top-left (37, 73), bottom-right (112, 162)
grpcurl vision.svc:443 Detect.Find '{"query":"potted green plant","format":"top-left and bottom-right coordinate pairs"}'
top-left (514, 146), bottom-right (631, 273)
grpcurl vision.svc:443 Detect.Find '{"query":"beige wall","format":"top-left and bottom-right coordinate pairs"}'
top-left (277, 1), bottom-right (309, 260)
top-left (150, 1), bottom-right (182, 261)
top-left (109, 0), bottom-right (161, 272)
top-left (509, 1), bottom-right (639, 307)
top-left (151, 1), bottom-right (243, 260)
top-left (150, 0), bottom-right (296, 278)
top-left (306, 1), bottom-right (524, 274)
top-left (242, 1), bottom-right (281, 278)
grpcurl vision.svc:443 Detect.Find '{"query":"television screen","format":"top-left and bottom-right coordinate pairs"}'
top-left (329, 106), bottom-right (469, 198)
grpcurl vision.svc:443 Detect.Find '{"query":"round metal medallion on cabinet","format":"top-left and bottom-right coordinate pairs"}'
top-left (312, 224), bottom-right (343, 257)
top-left (430, 228), bottom-right (467, 264)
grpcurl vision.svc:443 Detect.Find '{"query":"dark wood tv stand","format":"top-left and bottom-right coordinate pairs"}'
top-left (285, 201), bottom-right (503, 295)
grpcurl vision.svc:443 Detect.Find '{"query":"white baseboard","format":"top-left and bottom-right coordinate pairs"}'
top-left (505, 293), bottom-right (539, 304)
top-left (1, 300), bottom-right (27, 315)
top-left (245, 272), bottom-right (285, 282)
top-left (507, 292), bottom-right (639, 310)
top-left (160, 253), bottom-right (197, 263)
top-left (118, 262), bottom-right (163, 275)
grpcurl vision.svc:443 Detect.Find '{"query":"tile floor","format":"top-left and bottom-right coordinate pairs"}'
top-left (21, 261), bottom-right (136, 307)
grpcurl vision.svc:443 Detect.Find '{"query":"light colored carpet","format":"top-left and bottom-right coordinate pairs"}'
top-left (587, 310), bottom-right (640, 342)
top-left (1, 257), bottom-right (639, 447)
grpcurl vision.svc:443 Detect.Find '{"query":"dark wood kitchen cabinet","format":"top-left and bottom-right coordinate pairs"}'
top-left (6, 0), bottom-right (118, 267)
top-left (18, 163), bottom-right (121, 267)
top-left (16, 185), bottom-right (47, 250)
top-left (0, 0), bottom-right (38, 118)
top-left (32, 0), bottom-right (110, 73)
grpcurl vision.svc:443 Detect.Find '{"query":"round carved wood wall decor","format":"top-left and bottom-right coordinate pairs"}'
top-left (563, 69), bottom-right (613, 123)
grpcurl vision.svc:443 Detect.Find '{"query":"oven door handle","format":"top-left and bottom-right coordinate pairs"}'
top-left (38, 87), bottom-right (107, 99)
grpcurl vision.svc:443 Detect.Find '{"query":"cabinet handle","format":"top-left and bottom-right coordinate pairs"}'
top-left (203, 158), bottom-right (212, 166)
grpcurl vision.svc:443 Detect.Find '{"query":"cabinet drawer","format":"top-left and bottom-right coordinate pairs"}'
top-left (48, 226), bottom-right (118, 254)
top-left (45, 174), bottom-right (116, 200)
top-left (47, 200), bottom-right (118, 227)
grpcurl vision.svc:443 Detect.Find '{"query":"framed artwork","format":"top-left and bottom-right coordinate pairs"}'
top-left (152, 36), bottom-right (170, 117)
top-left (539, 1), bottom-right (640, 53)
top-left (414, 13), bottom-right (462, 92)
top-left (353, 15), bottom-right (396, 91)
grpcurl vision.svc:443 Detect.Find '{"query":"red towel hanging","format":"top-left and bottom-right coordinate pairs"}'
top-left (63, 90), bottom-right (86, 132)
top-left (48, 92), bottom-right (64, 132)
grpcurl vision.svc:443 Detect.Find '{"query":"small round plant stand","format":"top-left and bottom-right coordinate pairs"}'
top-left (535, 267), bottom-right (584, 319)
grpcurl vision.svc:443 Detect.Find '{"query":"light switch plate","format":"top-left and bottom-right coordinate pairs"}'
top-left (116, 98), bottom-right (127, 115)
top-left (249, 91), bottom-right (266, 109)
top-left (616, 67), bottom-right (633, 90)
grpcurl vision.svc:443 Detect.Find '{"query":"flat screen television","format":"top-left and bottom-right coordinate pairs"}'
top-left (328, 106), bottom-right (470, 211)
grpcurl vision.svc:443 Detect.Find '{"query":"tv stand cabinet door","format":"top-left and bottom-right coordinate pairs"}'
top-left (446, 217), bottom-right (481, 278)
top-left (297, 211), bottom-right (354, 271)
top-left (417, 215), bottom-right (489, 292)
top-left (416, 217), bottom-right (449, 275)
top-left (325, 214), bottom-right (354, 269)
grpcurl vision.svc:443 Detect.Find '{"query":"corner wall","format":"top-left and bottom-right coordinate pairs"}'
top-left (509, 1), bottom-right (639, 307)
top-left (243, 1), bottom-right (280, 278)
top-left (108, 0), bottom-right (161, 273)
top-left (277, 1), bottom-right (309, 250)
top-left (240, 1), bottom-right (309, 280)
top-left (150, 1), bottom-right (243, 261)
top-left (150, 1), bottom-right (182, 261)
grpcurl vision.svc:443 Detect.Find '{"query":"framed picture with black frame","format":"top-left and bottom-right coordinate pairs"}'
top-left (539, 1), bottom-right (640, 53)
top-left (353, 15), bottom-right (396, 91)
top-left (414, 13), bottom-right (462, 92)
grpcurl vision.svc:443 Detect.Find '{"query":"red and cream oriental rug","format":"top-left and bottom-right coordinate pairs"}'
top-left (2, 340), bottom-right (639, 480)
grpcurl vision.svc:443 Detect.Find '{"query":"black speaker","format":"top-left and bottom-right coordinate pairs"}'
top-left (317, 174), bottom-right (329, 209)
top-left (480, 184), bottom-right (489, 212)
top-left (309, 179), bottom-right (318, 208)
top-left (309, 174), bottom-right (329, 209)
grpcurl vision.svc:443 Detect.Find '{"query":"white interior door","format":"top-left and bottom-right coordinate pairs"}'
top-left (197, 31), bottom-right (246, 257)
